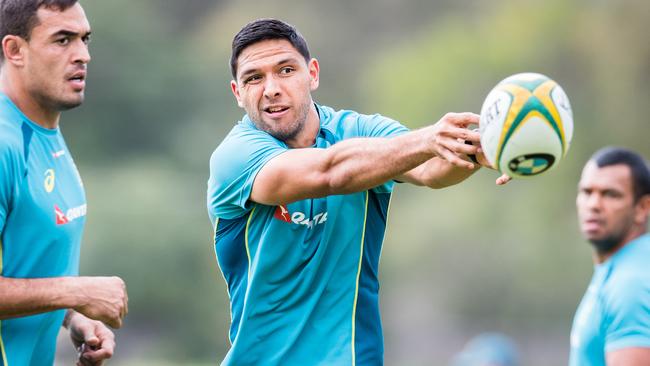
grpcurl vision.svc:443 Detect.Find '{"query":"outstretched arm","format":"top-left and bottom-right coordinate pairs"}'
top-left (399, 146), bottom-right (512, 188)
top-left (251, 112), bottom-right (481, 206)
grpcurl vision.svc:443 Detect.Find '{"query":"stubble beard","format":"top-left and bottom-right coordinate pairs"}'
top-left (255, 100), bottom-right (310, 142)
top-left (589, 236), bottom-right (621, 256)
top-left (33, 87), bottom-right (84, 113)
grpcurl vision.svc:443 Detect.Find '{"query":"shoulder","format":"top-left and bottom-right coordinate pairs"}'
top-left (602, 246), bottom-right (650, 313)
top-left (317, 104), bottom-right (409, 138)
top-left (610, 236), bottom-right (650, 285)
top-left (209, 121), bottom-right (285, 166)
top-left (0, 118), bottom-right (24, 161)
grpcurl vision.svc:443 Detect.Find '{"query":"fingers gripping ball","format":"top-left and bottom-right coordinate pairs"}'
top-left (479, 73), bottom-right (573, 178)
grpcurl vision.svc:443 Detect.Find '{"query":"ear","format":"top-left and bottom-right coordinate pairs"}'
top-left (230, 80), bottom-right (243, 108)
top-left (308, 58), bottom-right (319, 91)
top-left (2, 35), bottom-right (26, 67)
top-left (634, 194), bottom-right (650, 225)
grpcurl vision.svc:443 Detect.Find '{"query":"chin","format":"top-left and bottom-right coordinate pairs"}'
top-left (589, 236), bottom-right (620, 255)
top-left (56, 96), bottom-right (84, 111)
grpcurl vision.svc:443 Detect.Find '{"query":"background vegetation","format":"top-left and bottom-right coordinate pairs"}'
top-left (54, 0), bottom-right (650, 364)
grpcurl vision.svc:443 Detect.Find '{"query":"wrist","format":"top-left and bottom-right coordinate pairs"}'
top-left (55, 276), bottom-right (88, 310)
top-left (62, 309), bottom-right (77, 329)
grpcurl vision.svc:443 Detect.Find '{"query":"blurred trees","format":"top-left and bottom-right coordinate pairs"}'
top-left (56, 0), bottom-right (649, 364)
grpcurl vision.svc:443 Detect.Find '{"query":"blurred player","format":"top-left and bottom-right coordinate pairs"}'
top-left (207, 18), bottom-right (508, 365)
top-left (0, 1), bottom-right (127, 365)
top-left (570, 147), bottom-right (650, 365)
top-left (451, 332), bottom-right (520, 366)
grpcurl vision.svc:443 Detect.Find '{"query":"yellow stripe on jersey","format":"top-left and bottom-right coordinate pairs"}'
top-left (351, 191), bottom-right (370, 366)
top-left (212, 217), bottom-right (235, 346)
top-left (377, 193), bottom-right (394, 267)
top-left (244, 206), bottom-right (256, 276)
top-left (0, 320), bottom-right (7, 366)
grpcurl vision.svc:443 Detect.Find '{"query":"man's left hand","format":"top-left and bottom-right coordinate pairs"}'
top-left (67, 311), bottom-right (116, 366)
top-left (466, 140), bottom-right (512, 185)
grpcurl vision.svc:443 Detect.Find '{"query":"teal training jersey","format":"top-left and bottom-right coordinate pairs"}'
top-left (569, 233), bottom-right (650, 366)
top-left (0, 93), bottom-right (86, 366)
top-left (207, 104), bottom-right (408, 366)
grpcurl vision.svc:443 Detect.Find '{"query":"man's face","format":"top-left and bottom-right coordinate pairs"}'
top-left (231, 39), bottom-right (319, 142)
top-left (22, 3), bottom-right (91, 111)
top-left (576, 162), bottom-right (637, 253)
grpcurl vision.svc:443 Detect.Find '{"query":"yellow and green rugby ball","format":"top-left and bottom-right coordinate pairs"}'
top-left (479, 73), bottom-right (573, 178)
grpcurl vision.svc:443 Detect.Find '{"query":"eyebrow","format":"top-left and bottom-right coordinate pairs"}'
top-left (239, 57), bottom-right (299, 81)
top-left (50, 29), bottom-right (92, 39)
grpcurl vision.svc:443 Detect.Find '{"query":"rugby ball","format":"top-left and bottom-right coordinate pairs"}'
top-left (479, 73), bottom-right (573, 177)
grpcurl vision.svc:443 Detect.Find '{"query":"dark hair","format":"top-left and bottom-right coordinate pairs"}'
top-left (0, 0), bottom-right (78, 60)
top-left (590, 146), bottom-right (650, 201)
top-left (230, 18), bottom-right (310, 78)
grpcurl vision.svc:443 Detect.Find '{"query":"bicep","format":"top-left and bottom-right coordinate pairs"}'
top-left (250, 148), bottom-right (331, 205)
top-left (607, 347), bottom-right (650, 366)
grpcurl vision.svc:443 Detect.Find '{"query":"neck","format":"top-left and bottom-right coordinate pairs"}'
top-left (284, 103), bottom-right (320, 149)
top-left (594, 226), bottom-right (647, 264)
top-left (0, 71), bottom-right (60, 129)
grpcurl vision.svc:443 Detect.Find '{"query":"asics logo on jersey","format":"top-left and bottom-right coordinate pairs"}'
top-left (52, 150), bottom-right (66, 158)
top-left (54, 203), bottom-right (87, 225)
top-left (44, 169), bottom-right (56, 193)
top-left (273, 205), bottom-right (328, 228)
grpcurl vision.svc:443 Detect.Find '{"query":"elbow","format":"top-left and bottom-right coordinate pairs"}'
top-left (324, 170), bottom-right (356, 195)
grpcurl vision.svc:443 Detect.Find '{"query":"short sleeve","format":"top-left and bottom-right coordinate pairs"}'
top-left (356, 113), bottom-right (410, 139)
top-left (0, 141), bottom-right (21, 231)
top-left (603, 275), bottom-right (650, 352)
top-left (356, 113), bottom-right (410, 193)
top-left (207, 126), bottom-right (286, 221)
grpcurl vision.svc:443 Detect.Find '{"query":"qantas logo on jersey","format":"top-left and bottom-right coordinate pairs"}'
top-left (55, 204), bottom-right (87, 225)
top-left (273, 205), bottom-right (328, 228)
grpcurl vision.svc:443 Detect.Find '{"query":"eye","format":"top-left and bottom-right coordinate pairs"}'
top-left (279, 66), bottom-right (295, 75)
top-left (55, 37), bottom-right (70, 46)
top-left (603, 190), bottom-right (622, 198)
top-left (82, 34), bottom-right (92, 45)
top-left (244, 74), bottom-right (262, 85)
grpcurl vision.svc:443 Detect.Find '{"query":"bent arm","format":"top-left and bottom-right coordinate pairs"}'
top-left (251, 113), bottom-right (480, 205)
top-left (607, 348), bottom-right (650, 366)
top-left (0, 276), bottom-right (81, 319)
top-left (0, 275), bottom-right (127, 328)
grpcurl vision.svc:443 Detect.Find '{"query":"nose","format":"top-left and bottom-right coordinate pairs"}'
top-left (263, 76), bottom-right (281, 99)
top-left (73, 40), bottom-right (91, 65)
top-left (585, 192), bottom-right (602, 211)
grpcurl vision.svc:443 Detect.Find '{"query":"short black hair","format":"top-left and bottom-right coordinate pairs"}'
top-left (590, 146), bottom-right (650, 201)
top-left (230, 18), bottom-right (310, 79)
top-left (0, 0), bottom-right (79, 61)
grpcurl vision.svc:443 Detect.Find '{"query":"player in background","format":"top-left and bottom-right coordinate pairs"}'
top-left (450, 332), bottom-right (520, 366)
top-left (208, 18), bottom-right (508, 365)
top-left (0, 1), bottom-right (127, 365)
top-left (570, 147), bottom-right (650, 366)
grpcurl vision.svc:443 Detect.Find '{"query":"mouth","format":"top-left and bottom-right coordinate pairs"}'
top-left (581, 218), bottom-right (604, 232)
top-left (263, 105), bottom-right (290, 116)
top-left (66, 70), bottom-right (87, 90)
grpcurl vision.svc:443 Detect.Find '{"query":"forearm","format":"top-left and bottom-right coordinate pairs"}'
top-left (0, 276), bottom-right (82, 319)
top-left (322, 127), bottom-right (437, 193)
top-left (401, 156), bottom-right (479, 189)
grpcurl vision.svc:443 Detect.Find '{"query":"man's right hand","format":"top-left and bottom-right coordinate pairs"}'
top-left (426, 112), bottom-right (481, 169)
top-left (72, 276), bottom-right (128, 329)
